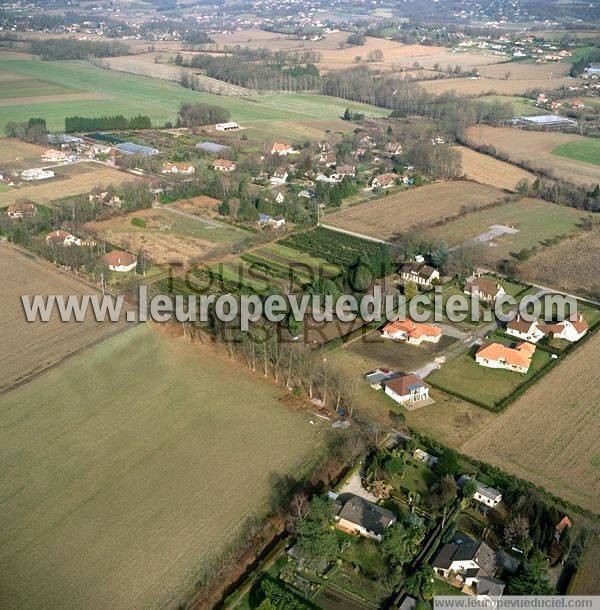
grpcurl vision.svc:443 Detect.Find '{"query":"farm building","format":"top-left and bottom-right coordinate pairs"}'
top-left (196, 141), bottom-right (230, 154)
top-left (457, 475), bottom-right (503, 508)
top-left (47, 133), bottom-right (85, 148)
top-left (162, 162), bottom-right (195, 174)
top-left (269, 171), bottom-right (288, 185)
top-left (432, 533), bottom-right (505, 597)
top-left (21, 168), bottom-right (54, 181)
top-left (365, 368), bottom-right (399, 390)
top-left (7, 203), bottom-right (37, 219)
top-left (475, 342), bottom-right (535, 374)
top-left (103, 251), bottom-right (137, 272)
top-left (213, 159), bottom-right (236, 172)
top-left (400, 260), bottom-right (440, 288)
top-left (115, 142), bottom-right (159, 156)
top-left (215, 121), bottom-right (241, 131)
top-left (330, 492), bottom-right (396, 542)
top-left (259, 214), bottom-right (285, 229)
top-left (383, 374), bottom-right (430, 407)
top-left (514, 115), bottom-right (578, 129)
top-left (41, 149), bottom-right (67, 163)
top-left (464, 277), bottom-right (505, 302)
top-left (382, 319), bottom-right (442, 345)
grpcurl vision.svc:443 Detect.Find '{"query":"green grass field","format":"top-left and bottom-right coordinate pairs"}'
top-left (478, 94), bottom-right (546, 116)
top-left (427, 339), bottom-right (553, 409)
top-left (0, 324), bottom-right (325, 609)
top-left (552, 140), bottom-right (600, 166)
top-left (0, 56), bottom-right (387, 131)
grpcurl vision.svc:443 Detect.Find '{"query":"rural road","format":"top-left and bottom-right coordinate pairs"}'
top-left (154, 202), bottom-right (245, 232)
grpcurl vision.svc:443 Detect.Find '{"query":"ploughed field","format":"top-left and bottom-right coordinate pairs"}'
top-left (0, 324), bottom-right (325, 609)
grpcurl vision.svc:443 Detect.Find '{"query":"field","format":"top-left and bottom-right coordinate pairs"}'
top-left (0, 137), bottom-right (49, 169)
top-left (0, 54), bottom-right (387, 132)
top-left (465, 125), bottom-right (600, 187)
top-left (323, 181), bottom-right (505, 242)
top-left (0, 323), bottom-right (325, 609)
top-left (568, 533), bottom-right (600, 594)
top-left (553, 140), bottom-right (600, 166)
top-left (89, 207), bottom-right (248, 266)
top-left (457, 145), bottom-right (535, 191)
top-left (476, 95), bottom-right (546, 117)
top-left (519, 227), bottom-right (600, 300)
top-left (0, 162), bottom-right (138, 207)
top-left (462, 332), bottom-right (600, 513)
top-left (424, 198), bottom-right (589, 266)
top-left (476, 61), bottom-right (571, 80)
top-left (0, 243), bottom-right (124, 391)
top-left (426, 340), bottom-right (553, 410)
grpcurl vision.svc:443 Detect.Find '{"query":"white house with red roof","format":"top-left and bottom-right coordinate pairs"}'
top-left (383, 374), bottom-right (430, 407)
top-left (382, 319), bottom-right (442, 345)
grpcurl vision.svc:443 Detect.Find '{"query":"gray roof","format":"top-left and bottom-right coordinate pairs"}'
top-left (475, 576), bottom-right (505, 597)
top-left (196, 141), bottom-right (230, 154)
top-left (365, 370), bottom-right (399, 385)
top-left (115, 142), bottom-right (159, 156)
top-left (398, 594), bottom-right (418, 610)
top-left (432, 534), bottom-right (498, 577)
top-left (457, 475), bottom-right (501, 501)
top-left (337, 494), bottom-right (396, 537)
top-left (518, 114), bottom-right (577, 126)
top-left (47, 133), bottom-right (84, 144)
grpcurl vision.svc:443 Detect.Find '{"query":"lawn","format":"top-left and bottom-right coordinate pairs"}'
top-left (0, 57), bottom-right (387, 131)
top-left (0, 324), bottom-right (326, 609)
top-left (552, 140), bottom-right (600, 166)
top-left (427, 339), bottom-right (554, 410)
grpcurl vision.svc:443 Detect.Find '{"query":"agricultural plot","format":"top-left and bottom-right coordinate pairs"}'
top-left (88, 207), bottom-right (248, 267)
top-left (0, 55), bottom-right (387, 132)
top-left (426, 337), bottom-right (553, 411)
top-left (462, 332), bottom-right (600, 513)
top-left (324, 181), bottom-right (506, 242)
top-left (0, 243), bottom-right (124, 391)
top-left (476, 61), bottom-right (571, 80)
top-left (519, 227), bottom-right (600, 301)
top-left (465, 126), bottom-right (600, 187)
top-left (553, 139), bottom-right (600, 166)
top-left (0, 137), bottom-right (48, 169)
top-left (424, 198), bottom-right (589, 267)
top-left (0, 162), bottom-right (138, 207)
top-left (0, 323), bottom-right (325, 609)
top-left (457, 146), bottom-right (535, 191)
top-left (476, 95), bottom-right (546, 117)
top-left (569, 533), bottom-right (600, 594)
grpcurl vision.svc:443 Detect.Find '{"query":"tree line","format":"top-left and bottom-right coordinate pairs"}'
top-left (30, 39), bottom-right (131, 60)
top-left (64, 115), bottom-right (152, 132)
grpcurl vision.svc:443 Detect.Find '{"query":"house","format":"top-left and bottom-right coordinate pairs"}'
top-left (330, 492), bottom-right (396, 542)
top-left (162, 162), bottom-right (195, 174)
top-left (354, 147), bottom-right (367, 159)
top-left (258, 214), bottom-right (286, 229)
top-left (46, 230), bottom-right (81, 247)
top-left (382, 319), bottom-right (442, 345)
top-left (318, 152), bottom-right (336, 167)
top-left (316, 173), bottom-right (338, 184)
top-left (41, 149), bottom-right (67, 163)
top-left (457, 475), bottom-right (502, 508)
top-left (103, 250), bottom-right (137, 272)
top-left (298, 188), bottom-right (315, 200)
top-left (6, 202), bottom-right (37, 219)
top-left (274, 191), bottom-right (285, 204)
top-left (89, 191), bottom-right (121, 208)
top-left (385, 142), bottom-right (403, 155)
top-left (505, 315), bottom-right (545, 343)
top-left (21, 168), bottom-right (54, 181)
top-left (383, 374), bottom-right (430, 407)
top-left (215, 121), bottom-right (241, 131)
top-left (271, 142), bottom-right (295, 156)
top-left (540, 314), bottom-right (588, 342)
top-left (464, 277), bottom-right (505, 302)
top-left (400, 261), bottom-right (440, 288)
top-left (331, 165), bottom-right (355, 181)
top-left (365, 368), bottom-right (399, 390)
top-left (536, 92), bottom-right (548, 106)
top-left (413, 448), bottom-right (438, 468)
top-left (269, 171), bottom-right (288, 185)
top-left (371, 173), bottom-right (396, 189)
top-left (432, 533), bottom-right (505, 598)
top-left (212, 159), bottom-right (236, 172)
top-left (569, 99), bottom-right (585, 109)
top-left (475, 342), bottom-right (535, 374)
top-left (555, 516), bottom-right (572, 541)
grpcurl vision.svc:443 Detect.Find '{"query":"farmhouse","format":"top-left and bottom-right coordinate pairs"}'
top-left (162, 162), bottom-right (195, 174)
top-left (269, 171), bottom-right (288, 185)
top-left (41, 149), bottom-right (67, 163)
top-left (371, 173), bottom-right (396, 190)
top-left (6, 202), bottom-right (37, 219)
top-left (330, 493), bottom-right (396, 542)
top-left (457, 475), bottom-right (502, 508)
top-left (400, 260), bottom-right (440, 288)
top-left (213, 159), bottom-right (236, 172)
top-left (475, 342), bottom-right (535, 374)
top-left (258, 214), bottom-right (285, 229)
top-left (383, 374), bottom-right (430, 407)
top-left (464, 277), bottom-right (505, 302)
top-left (21, 168), bottom-right (54, 181)
top-left (506, 315), bottom-right (545, 343)
top-left (271, 142), bottom-right (295, 156)
top-left (215, 121), bottom-right (241, 131)
top-left (432, 534), bottom-right (505, 598)
top-left (365, 368), bottom-right (399, 390)
top-left (103, 250), bottom-right (137, 272)
top-left (46, 230), bottom-right (81, 247)
top-left (413, 448), bottom-right (438, 468)
top-left (540, 314), bottom-right (588, 342)
top-left (382, 319), bottom-right (442, 345)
